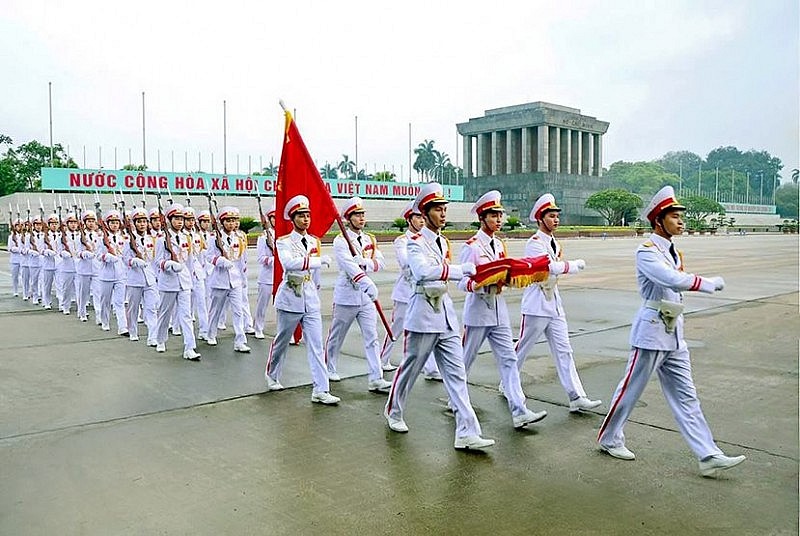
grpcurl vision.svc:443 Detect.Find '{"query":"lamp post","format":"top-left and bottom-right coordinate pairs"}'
top-left (759, 170), bottom-right (764, 204)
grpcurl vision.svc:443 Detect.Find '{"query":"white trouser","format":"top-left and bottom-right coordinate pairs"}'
top-left (156, 289), bottom-right (195, 351)
top-left (127, 285), bottom-right (158, 341)
top-left (379, 301), bottom-right (439, 374)
top-left (462, 324), bottom-right (529, 417)
top-left (253, 282), bottom-right (273, 334)
top-left (58, 271), bottom-right (76, 312)
top-left (385, 330), bottom-right (482, 439)
top-left (11, 262), bottom-right (21, 295)
top-left (324, 303), bottom-right (383, 382)
top-left (266, 309), bottom-right (329, 394)
top-left (91, 274), bottom-right (102, 322)
top-left (98, 279), bottom-right (128, 332)
top-left (597, 346), bottom-right (723, 460)
top-left (207, 287), bottom-right (246, 346)
top-left (240, 285), bottom-right (253, 331)
top-left (20, 265), bottom-right (31, 298)
top-left (29, 265), bottom-right (41, 301)
top-left (76, 274), bottom-right (93, 317)
top-left (40, 269), bottom-right (56, 307)
top-left (191, 278), bottom-right (209, 337)
top-left (515, 314), bottom-right (587, 401)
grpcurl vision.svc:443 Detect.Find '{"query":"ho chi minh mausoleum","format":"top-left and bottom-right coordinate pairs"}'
top-left (458, 102), bottom-right (610, 225)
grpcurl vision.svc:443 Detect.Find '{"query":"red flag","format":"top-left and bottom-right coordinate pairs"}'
top-left (273, 110), bottom-right (339, 295)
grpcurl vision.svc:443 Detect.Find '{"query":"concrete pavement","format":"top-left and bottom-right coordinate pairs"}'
top-left (0, 233), bottom-right (797, 535)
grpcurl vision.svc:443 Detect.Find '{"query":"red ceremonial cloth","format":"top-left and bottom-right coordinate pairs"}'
top-left (272, 110), bottom-right (339, 296)
top-left (470, 255), bottom-right (551, 289)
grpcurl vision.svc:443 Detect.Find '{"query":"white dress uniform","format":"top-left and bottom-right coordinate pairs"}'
top-left (253, 224), bottom-right (276, 338)
top-left (184, 207), bottom-right (210, 341)
top-left (154, 204), bottom-right (198, 358)
top-left (515, 194), bottom-right (600, 410)
top-left (96, 212), bottom-right (129, 334)
top-left (265, 195), bottom-right (337, 403)
top-left (38, 220), bottom-right (59, 309)
top-left (458, 191), bottom-right (547, 428)
top-left (124, 210), bottom-right (159, 345)
top-left (323, 197), bottom-right (389, 390)
top-left (7, 221), bottom-right (23, 297)
top-left (27, 227), bottom-right (43, 303)
top-left (598, 187), bottom-right (744, 473)
top-left (236, 227), bottom-right (255, 334)
top-left (205, 208), bottom-right (249, 351)
top-left (384, 183), bottom-right (492, 449)
top-left (55, 217), bottom-right (79, 314)
top-left (378, 202), bottom-right (440, 377)
top-left (74, 213), bottom-right (101, 321)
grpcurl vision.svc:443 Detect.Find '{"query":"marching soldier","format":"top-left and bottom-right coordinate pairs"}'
top-left (124, 207), bottom-right (159, 345)
top-left (514, 193), bottom-right (602, 412)
top-left (8, 218), bottom-right (23, 297)
top-left (205, 206), bottom-right (250, 353)
top-left (253, 204), bottom-right (276, 340)
top-left (96, 210), bottom-right (129, 335)
top-left (384, 183), bottom-right (495, 450)
top-left (234, 215), bottom-right (256, 336)
top-left (323, 196), bottom-right (391, 393)
top-left (264, 194), bottom-right (340, 405)
top-left (378, 202), bottom-right (441, 379)
top-left (458, 191), bottom-right (547, 429)
top-left (75, 211), bottom-right (101, 322)
top-left (27, 216), bottom-right (44, 304)
top-left (154, 203), bottom-right (200, 360)
top-left (183, 206), bottom-right (210, 342)
top-left (56, 213), bottom-right (79, 315)
top-left (38, 214), bottom-right (60, 310)
top-left (597, 186), bottom-right (746, 477)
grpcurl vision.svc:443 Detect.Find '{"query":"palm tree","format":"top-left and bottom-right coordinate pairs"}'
top-left (319, 163), bottom-right (338, 180)
top-left (431, 151), bottom-right (452, 183)
top-left (260, 160), bottom-right (279, 176)
top-left (337, 155), bottom-right (356, 179)
top-left (413, 140), bottom-right (437, 181)
top-left (791, 168), bottom-right (799, 184)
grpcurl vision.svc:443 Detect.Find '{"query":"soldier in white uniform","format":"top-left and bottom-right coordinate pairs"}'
top-left (264, 195), bottom-right (340, 405)
top-left (183, 206), bottom-right (210, 342)
top-left (27, 216), bottom-right (43, 304)
top-left (597, 186), bottom-right (746, 477)
top-left (38, 214), bottom-right (60, 310)
top-left (55, 213), bottom-right (79, 315)
top-left (323, 197), bottom-right (391, 393)
top-left (384, 183), bottom-right (495, 451)
top-left (205, 206), bottom-right (250, 353)
top-left (253, 204), bottom-right (276, 340)
top-left (96, 210), bottom-right (129, 335)
top-left (124, 207), bottom-right (159, 344)
top-left (8, 218), bottom-right (23, 297)
top-left (378, 202), bottom-right (441, 379)
top-left (458, 191), bottom-right (548, 429)
top-left (75, 211), bottom-right (101, 322)
top-left (234, 216), bottom-right (256, 336)
top-left (154, 203), bottom-right (200, 360)
top-left (514, 194), bottom-right (602, 412)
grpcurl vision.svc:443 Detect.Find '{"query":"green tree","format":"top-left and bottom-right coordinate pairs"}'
top-left (655, 150), bottom-right (704, 178)
top-left (604, 161), bottom-right (678, 194)
top-left (319, 163), bottom-right (338, 180)
top-left (503, 216), bottom-right (523, 231)
top-left (373, 170), bottom-right (396, 182)
top-left (681, 194), bottom-right (724, 230)
top-left (238, 216), bottom-right (259, 233)
top-left (0, 136), bottom-right (77, 194)
top-left (413, 140), bottom-right (437, 181)
top-left (337, 155), bottom-right (356, 179)
top-left (790, 169), bottom-right (798, 184)
top-left (584, 189), bottom-right (644, 226)
top-left (775, 183), bottom-right (799, 219)
top-left (430, 150), bottom-right (451, 183)
top-left (391, 217), bottom-right (407, 230)
top-left (122, 164), bottom-right (147, 171)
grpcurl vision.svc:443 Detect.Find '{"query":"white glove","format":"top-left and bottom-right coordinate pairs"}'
top-left (574, 259), bottom-right (586, 271)
top-left (216, 257), bottom-right (233, 270)
top-left (60, 250), bottom-right (71, 258)
top-left (320, 255), bottom-right (332, 268)
top-left (365, 280), bottom-right (379, 301)
top-left (461, 262), bottom-right (476, 276)
top-left (353, 255), bottom-right (369, 268)
top-left (30, 250), bottom-right (40, 257)
top-left (80, 251), bottom-right (95, 260)
top-left (43, 249), bottom-right (55, 257)
top-left (709, 276), bottom-right (725, 291)
top-left (167, 260), bottom-right (183, 272)
top-left (131, 257), bottom-right (148, 268)
top-left (105, 253), bottom-right (119, 263)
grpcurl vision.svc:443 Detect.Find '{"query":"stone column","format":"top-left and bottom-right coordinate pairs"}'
top-left (581, 132), bottom-right (591, 175)
top-left (593, 133), bottom-right (603, 176)
top-left (463, 135), bottom-right (473, 178)
top-left (521, 127), bottom-right (531, 173)
top-left (537, 125), bottom-right (548, 172)
top-left (492, 130), bottom-right (507, 175)
top-left (560, 129), bottom-right (571, 174)
top-left (548, 126), bottom-right (560, 173)
top-left (507, 129), bottom-right (521, 174)
top-left (477, 133), bottom-right (491, 176)
top-left (571, 129), bottom-right (580, 174)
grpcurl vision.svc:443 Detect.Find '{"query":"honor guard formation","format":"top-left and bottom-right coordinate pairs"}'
top-left (5, 184), bottom-right (746, 477)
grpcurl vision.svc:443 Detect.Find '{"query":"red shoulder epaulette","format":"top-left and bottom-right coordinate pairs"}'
top-left (465, 236), bottom-right (477, 245)
top-left (410, 232), bottom-right (422, 240)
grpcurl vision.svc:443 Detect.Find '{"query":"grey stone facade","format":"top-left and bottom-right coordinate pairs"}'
top-left (457, 102), bottom-right (610, 224)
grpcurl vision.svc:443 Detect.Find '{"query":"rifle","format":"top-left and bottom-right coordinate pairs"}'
top-left (39, 198), bottom-right (54, 252)
top-left (93, 191), bottom-right (115, 255)
top-left (26, 199), bottom-right (39, 254)
top-left (155, 189), bottom-right (178, 262)
top-left (119, 188), bottom-right (143, 259)
top-left (56, 194), bottom-right (72, 256)
top-left (205, 186), bottom-right (230, 260)
top-left (8, 205), bottom-right (19, 247)
top-left (254, 181), bottom-right (274, 252)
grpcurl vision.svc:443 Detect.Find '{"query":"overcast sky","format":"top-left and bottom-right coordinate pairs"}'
top-left (2, 0), bottom-right (798, 180)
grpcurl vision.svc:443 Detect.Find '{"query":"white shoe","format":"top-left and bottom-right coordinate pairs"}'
top-left (171, 329), bottom-right (182, 336)
top-left (254, 331), bottom-right (265, 339)
top-left (385, 412), bottom-right (409, 433)
top-left (245, 328), bottom-right (256, 335)
top-left (79, 316), bottom-right (88, 322)
top-left (206, 338), bottom-right (218, 346)
top-left (512, 408), bottom-right (548, 428)
top-left (265, 376), bottom-right (285, 391)
top-left (63, 310), bottom-right (70, 315)
top-left (699, 454), bottom-right (746, 477)
top-left (382, 362), bottom-right (398, 372)
top-left (147, 339), bottom-right (157, 347)
top-left (311, 392), bottom-right (340, 405)
top-left (454, 435), bottom-right (495, 450)
top-left (129, 335), bottom-right (140, 342)
top-left (423, 371), bottom-right (443, 381)
top-left (101, 324), bottom-right (110, 331)
top-left (197, 333), bottom-right (207, 341)
top-left (569, 396), bottom-right (602, 412)
top-left (234, 344), bottom-right (251, 353)
top-left (183, 349), bottom-right (201, 361)
top-left (218, 324), bottom-right (227, 330)
top-left (368, 378), bottom-right (392, 393)
top-left (44, 304), bottom-right (52, 310)
top-left (156, 343), bottom-right (166, 353)
top-left (600, 444), bottom-right (636, 460)
top-left (328, 372), bottom-right (342, 382)
top-left (118, 329), bottom-right (129, 337)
